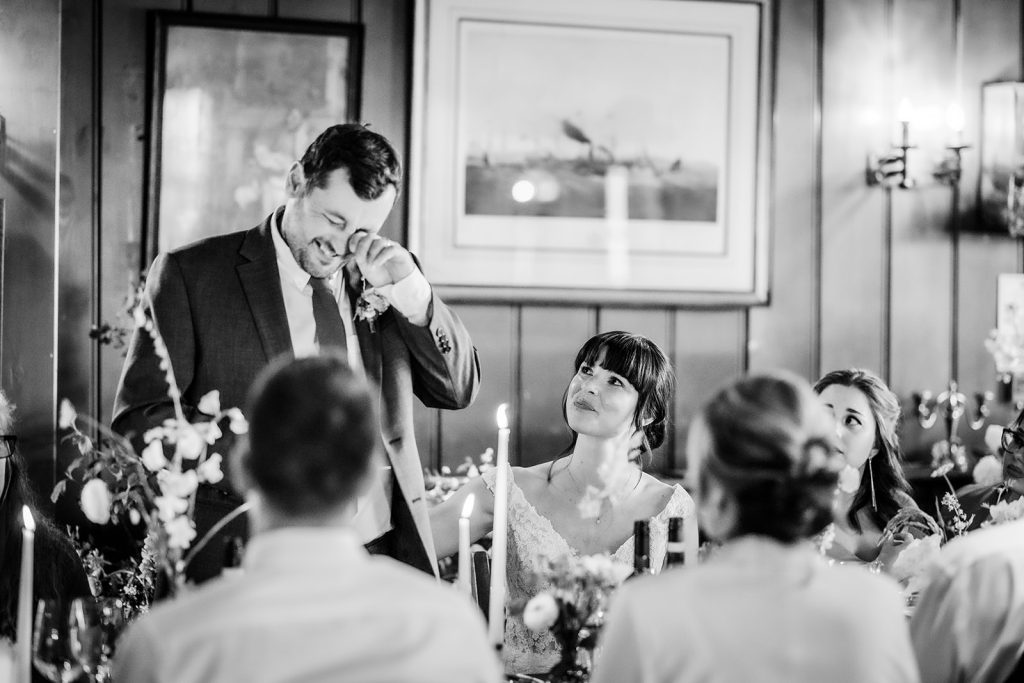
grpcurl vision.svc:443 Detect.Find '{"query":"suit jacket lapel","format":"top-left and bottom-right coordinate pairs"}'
top-left (238, 213), bottom-right (292, 362)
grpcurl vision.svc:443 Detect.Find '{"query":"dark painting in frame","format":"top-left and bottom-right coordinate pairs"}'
top-left (144, 11), bottom-right (363, 266)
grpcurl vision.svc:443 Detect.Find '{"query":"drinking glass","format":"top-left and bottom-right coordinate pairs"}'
top-left (69, 597), bottom-right (126, 682)
top-left (32, 599), bottom-right (82, 682)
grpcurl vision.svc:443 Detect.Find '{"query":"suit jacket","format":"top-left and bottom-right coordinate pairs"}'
top-left (112, 212), bottom-right (480, 577)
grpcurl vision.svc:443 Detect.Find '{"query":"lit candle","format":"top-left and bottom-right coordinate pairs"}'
top-left (16, 506), bottom-right (35, 683)
top-left (684, 512), bottom-right (699, 567)
top-left (487, 404), bottom-right (511, 648)
top-left (458, 494), bottom-right (476, 596)
top-left (897, 98), bottom-right (913, 148)
top-left (946, 102), bottom-right (965, 148)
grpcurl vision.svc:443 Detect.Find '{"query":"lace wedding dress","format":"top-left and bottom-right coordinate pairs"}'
top-left (482, 464), bottom-right (695, 675)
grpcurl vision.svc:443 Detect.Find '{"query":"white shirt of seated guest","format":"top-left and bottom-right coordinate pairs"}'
top-left (112, 528), bottom-right (502, 683)
top-left (271, 218), bottom-right (431, 544)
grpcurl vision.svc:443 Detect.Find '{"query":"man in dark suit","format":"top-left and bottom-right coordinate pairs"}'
top-left (112, 123), bottom-right (480, 581)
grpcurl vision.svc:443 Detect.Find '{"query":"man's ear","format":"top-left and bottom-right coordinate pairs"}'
top-left (285, 162), bottom-right (306, 198)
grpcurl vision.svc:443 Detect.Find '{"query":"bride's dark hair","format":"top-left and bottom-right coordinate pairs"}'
top-left (694, 372), bottom-right (842, 543)
top-left (559, 331), bottom-right (675, 460)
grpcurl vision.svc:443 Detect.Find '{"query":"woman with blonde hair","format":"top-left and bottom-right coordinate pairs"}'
top-left (591, 372), bottom-right (918, 683)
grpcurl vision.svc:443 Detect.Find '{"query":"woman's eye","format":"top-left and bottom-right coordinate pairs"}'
top-left (844, 415), bottom-right (862, 428)
top-left (608, 377), bottom-right (623, 387)
top-left (579, 365), bottom-right (593, 376)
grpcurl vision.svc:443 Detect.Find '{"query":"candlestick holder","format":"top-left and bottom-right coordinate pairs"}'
top-left (933, 143), bottom-right (970, 186)
top-left (866, 141), bottom-right (915, 189)
top-left (913, 381), bottom-right (993, 471)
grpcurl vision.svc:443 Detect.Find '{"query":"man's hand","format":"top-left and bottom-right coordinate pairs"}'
top-left (347, 230), bottom-right (415, 286)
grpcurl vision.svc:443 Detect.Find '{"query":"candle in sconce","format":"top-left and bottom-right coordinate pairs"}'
top-left (487, 404), bottom-right (511, 649)
top-left (458, 494), bottom-right (476, 596)
top-left (16, 506), bottom-right (35, 683)
top-left (897, 98), bottom-right (914, 148)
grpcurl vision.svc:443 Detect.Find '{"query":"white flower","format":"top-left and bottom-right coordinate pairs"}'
top-left (174, 426), bottom-right (205, 460)
top-left (985, 498), bottom-right (1024, 526)
top-left (985, 424), bottom-right (1004, 454)
top-left (157, 469), bottom-right (198, 498)
top-left (164, 515), bottom-right (197, 550)
top-left (58, 399), bottom-right (77, 429)
top-left (973, 455), bottom-right (1004, 487)
top-left (132, 304), bottom-right (147, 329)
top-left (890, 534), bottom-right (942, 584)
top-left (197, 453), bottom-right (224, 485)
top-left (194, 420), bottom-right (222, 446)
top-left (80, 479), bottom-right (112, 525)
top-left (141, 440), bottom-right (168, 472)
top-left (523, 592), bottom-right (559, 632)
top-left (154, 495), bottom-right (189, 523)
top-left (143, 426), bottom-right (166, 444)
top-left (128, 508), bottom-right (142, 525)
top-left (197, 390), bottom-right (221, 416)
top-left (838, 465), bottom-right (861, 493)
top-left (226, 408), bottom-right (248, 435)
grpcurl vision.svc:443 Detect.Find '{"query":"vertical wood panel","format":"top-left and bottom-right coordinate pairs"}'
top-left (438, 305), bottom-right (516, 470)
top-left (820, 0), bottom-right (888, 374)
top-left (672, 310), bottom-right (746, 476)
top-left (749, 0), bottom-right (818, 379)
top-left (0, 0), bottom-right (60, 484)
top-left (362, 0), bottom-right (412, 242)
top-left (888, 0), bottom-right (954, 460)
top-left (58, 0), bottom-right (99, 485)
top-left (279, 0), bottom-right (359, 21)
top-left (957, 0), bottom-right (1021, 422)
top-left (518, 306), bottom-right (595, 467)
top-left (99, 0), bottom-right (179, 425)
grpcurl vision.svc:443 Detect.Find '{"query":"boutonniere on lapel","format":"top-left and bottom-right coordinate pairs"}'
top-left (354, 278), bottom-right (390, 332)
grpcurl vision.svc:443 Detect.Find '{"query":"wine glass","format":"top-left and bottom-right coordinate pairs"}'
top-left (68, 597), bottom-right (126, 682)
top-left (32, 599), bottom-right (83, 682)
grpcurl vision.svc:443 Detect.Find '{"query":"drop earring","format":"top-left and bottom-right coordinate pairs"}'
top-left (868, 456), bottom-right (877, 511)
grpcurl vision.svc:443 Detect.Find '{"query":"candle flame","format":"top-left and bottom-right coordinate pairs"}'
top-left (461, 493), bottom-right (476, 519)
top-left (21, 505), bottom-right (35, 533)
top-left (897, 98), bottom-right (914, 123)
top-left (496, 403), bottom-right (509, 430)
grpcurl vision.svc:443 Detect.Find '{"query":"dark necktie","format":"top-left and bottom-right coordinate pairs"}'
top-left (309, 277), bottom-right (347, 350)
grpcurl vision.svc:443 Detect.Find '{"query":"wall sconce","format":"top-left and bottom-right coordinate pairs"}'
top-left (933, 103), bottom-right (969, 186)
top-left (867, 99), bottom-right (915, 189)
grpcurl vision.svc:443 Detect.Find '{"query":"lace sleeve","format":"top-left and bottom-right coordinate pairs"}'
top-left (666, 485), bottom-right (696, 519)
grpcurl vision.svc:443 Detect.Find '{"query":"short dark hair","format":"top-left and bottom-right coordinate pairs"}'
top-left (298, 123), bottom-right (402, 200)
top-left (241, 354), bottom-right (378, 516)
top-left (561, 331), bottom-right (675, 457)
top-left (695, 372), bottom-right (842, 543)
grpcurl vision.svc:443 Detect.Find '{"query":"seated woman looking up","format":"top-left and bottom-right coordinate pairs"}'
top-left (591, 372), bottom-right (919, 683)
top-left (814, 368), bottom-right (920, 566)
top-left (430, 330), bottom-right (695, 676)
top-left (0, 390), bottom-right (90, 659)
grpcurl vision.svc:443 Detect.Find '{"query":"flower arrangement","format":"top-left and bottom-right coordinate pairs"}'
top-left (53, 293), bottom-right (248, 601)
top-left (424, 448), bottom-right (494, 506)
top-left (985, 302), bottom-right (1024, 380)
top-left (354, 279), bottom-right (390, 332)
top-left (880, 508), bottom-right (944, 601)
top-left (522, 553), bottom-right (631, 682)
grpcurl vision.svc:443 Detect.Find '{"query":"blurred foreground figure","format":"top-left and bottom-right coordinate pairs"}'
top-left (113, 355), bottom-right (500, 683)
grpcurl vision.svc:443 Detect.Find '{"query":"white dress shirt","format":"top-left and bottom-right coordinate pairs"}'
top-left (592, 535), bottom-right (920, 683)
top-left (270, 220), bottom-right (431, 542)
top-left (113, 527), bottom-right (502, 683)
top-left (910, 517), bottom-right (1024, 683)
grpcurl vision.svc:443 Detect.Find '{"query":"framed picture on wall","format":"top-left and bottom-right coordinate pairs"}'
top-left (979, 81), bottom-right (1024, 235)
top-left (409, 0), bottom-right (773, 304)
top-left (144, 11), bottom-right (362, 265)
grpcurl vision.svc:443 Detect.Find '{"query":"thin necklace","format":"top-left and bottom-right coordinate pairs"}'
top-left (564, 460), bottom-right (641, 525)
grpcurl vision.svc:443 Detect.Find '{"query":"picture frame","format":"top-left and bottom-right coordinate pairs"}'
top-left (979, 81), bottom-right (1024, 235)
top-left (144, 11), bottom-right (363, 265)
top-left (410, 0), bottom-right (773, 304)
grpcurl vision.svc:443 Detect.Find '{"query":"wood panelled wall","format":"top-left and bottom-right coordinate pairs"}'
top-left (4, 0), bottom-right (1017, 495)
